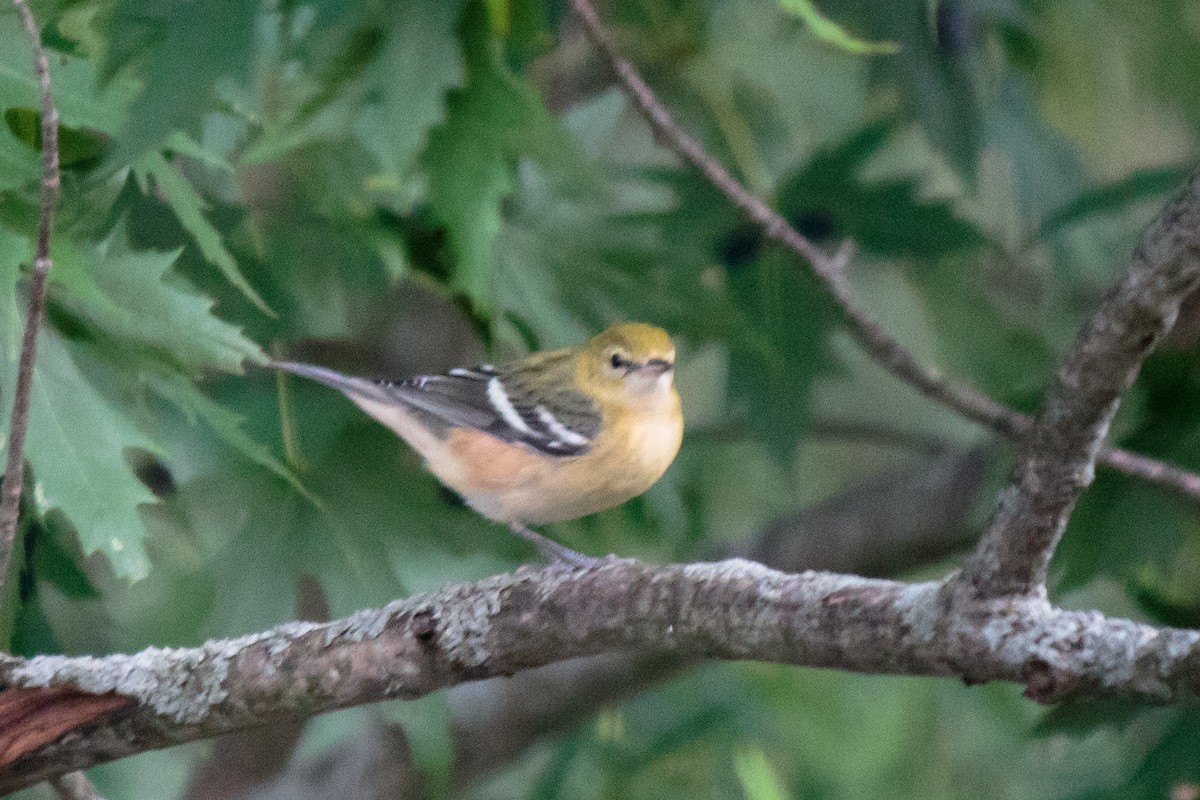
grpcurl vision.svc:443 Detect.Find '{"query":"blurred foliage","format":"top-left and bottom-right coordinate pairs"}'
top-left (0, 0), bottom-right (1198, 797)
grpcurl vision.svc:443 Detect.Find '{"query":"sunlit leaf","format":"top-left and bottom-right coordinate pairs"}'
top-left (734, 745), bottom-right (791, 800)
top-left (777, 0), bottom-right (898, 55)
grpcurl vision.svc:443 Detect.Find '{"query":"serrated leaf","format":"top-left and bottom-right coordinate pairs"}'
top-left (355, 0), bottom-right (464, 183)
top-left (726, 248), bottom-right (839, 462)
top-left (104, 0), bottom-right (257, 158)
top-left (145, 370), bottom-right (309, 499)
top-left (857, 4), bottom-right (981, 181)
top-left (49, 232), bottom-right (265, 375)
top-left (0, 331), bottom-right (155, 579)
top-left (133, 152), bottom-right (271, 313)
top-left (774, 119), bottom-right (985, 258)
top-left (424, 0), bottom-right (577, 310)
top-left (0, 10), bottom-right (137, 135)
top-left (4, 108), bottom-right (112, 171)
top-left (778, 0), bottom-right (898, 55)
top-left (493, 95), bottom-right (736, 351)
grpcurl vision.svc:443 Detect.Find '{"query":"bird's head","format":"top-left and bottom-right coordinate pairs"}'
top-left (577, 322), bottom-right (677, 404)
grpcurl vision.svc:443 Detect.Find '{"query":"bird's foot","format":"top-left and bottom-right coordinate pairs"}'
top-left (508, 523), bottom-right (603, 568)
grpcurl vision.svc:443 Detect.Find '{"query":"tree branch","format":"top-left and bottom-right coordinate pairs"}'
top-left (564, 0), bottom-right (1200, 501)
top-left (960, 171), bottom-right (1200, 598)
top-left (447, 447), bottom-right (989, 787)
top-left (1, 558), bottom-right (1199, 793)
top-left (49, 772), bottom-right (106, 800)
top-left (0, 0), bottom-right (62, 603)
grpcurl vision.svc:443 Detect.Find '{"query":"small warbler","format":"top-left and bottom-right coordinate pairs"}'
top-left (272, 323), bottom-right (683, 565)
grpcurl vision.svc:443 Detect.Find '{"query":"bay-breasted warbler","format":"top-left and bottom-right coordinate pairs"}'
top-left (272, 322), bottom-right (683, 565)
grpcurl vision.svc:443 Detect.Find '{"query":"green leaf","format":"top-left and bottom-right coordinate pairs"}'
top-left (0, 331), bottom-right (156, 579)
top-left (726, 248), bottom-right (839, 462)
top-left (0, 225), bottom-right (25, 353)
top-left (777, 0), bottom-right (898, 55)
top-left (0, 125), bottom-right (37, 191)
top-left (4, 107), bottom-right (112, 171)
top-left (1037, 166), bottom-right (1189, 240)
top-left (983, 75), bottom-right (1085, 228)
top-left (774, 119), bottom-right (986, 258)
top-left (857, 4), bottom-right (981, 181)
top-left (494, 92), bottom-right (735, 351)
top-left (1069, 708), bottom-right (1200, 800)
top-left (905, 250), bottom-right (1053, 402)
top-left (0, 10), bottom-right (137, 135)
top-left (144, 370), bottom-right (308, 498)
top-left (734, 746), bottom-right (792, 800)
top-left (49, 232), bottom-right (265, 375)
top-left (104, 0), bottom-right (258, 157)
top-left (1033, 698), bottom-right (1147, 739)
top-left (1058, 351), bottom-right (1200, 590)
top-left (355, 0), bottom-right (464, 184)
top-left (424, 0), bottom-right (576, 310)
top-left (133, 153), bottom-right (272, 314)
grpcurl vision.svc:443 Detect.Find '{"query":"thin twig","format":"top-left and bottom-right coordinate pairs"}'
top-left (568, 0), bottom-right (1022, 432)
top-left (0, 1), bottom-right (62, 601)
top-left (566, 0), bottom-right (1200, 500)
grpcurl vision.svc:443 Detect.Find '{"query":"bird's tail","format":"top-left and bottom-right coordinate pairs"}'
top-left (268, 360), bottom-right (399, 406)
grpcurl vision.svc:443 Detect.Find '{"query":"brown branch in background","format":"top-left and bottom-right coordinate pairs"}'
top-left (565, 0), bottom-right (1200, 501)
top-left (0, 0), bottom-right (62, 602)
top-left (181, 577), bottom-right (331, 800)
top-left (49, 771), bottom-right (107, 800)
top-left (960, 171), bottom-right (1200, 598)
top-left (239, 720), bottom-right (425, 800)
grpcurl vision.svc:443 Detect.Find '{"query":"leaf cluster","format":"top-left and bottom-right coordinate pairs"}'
top-left (1, 0), bottom-right (1199, 797)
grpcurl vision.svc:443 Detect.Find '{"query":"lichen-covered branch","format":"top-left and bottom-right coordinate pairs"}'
top-left (961, 169), bottom-right (1200, 598)
top-left (1, 558), bottom-right (1200, 793)
top-left (449, 446), bottom-right (990, 787)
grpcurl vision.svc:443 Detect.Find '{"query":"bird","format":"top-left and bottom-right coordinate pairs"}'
top-left (270, 322), bottom-right (683, 566)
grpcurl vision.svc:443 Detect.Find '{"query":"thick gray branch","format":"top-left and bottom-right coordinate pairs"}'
top-left (961, 169), bottom-right (1200, 598)
top-left (446, 446), bottom-right (989, 787)
top-left (2, 558), bottom-right (1200, 793)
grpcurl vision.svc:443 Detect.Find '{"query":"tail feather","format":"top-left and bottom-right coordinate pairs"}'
top-left (268, 360), bottom-right (398, 406)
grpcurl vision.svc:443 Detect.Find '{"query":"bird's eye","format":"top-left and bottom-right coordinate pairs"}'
top-left (609, 352), bottom-right (626, 370)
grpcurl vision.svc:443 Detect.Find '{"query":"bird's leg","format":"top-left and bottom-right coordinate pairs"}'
top-left (508, 523), bottom-right (601, 568)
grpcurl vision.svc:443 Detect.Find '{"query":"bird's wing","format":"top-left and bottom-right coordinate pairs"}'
top-left (388, 363), bottom-right (601, 457)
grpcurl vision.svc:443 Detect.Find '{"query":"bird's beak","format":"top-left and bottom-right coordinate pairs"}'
top-left (640, 358), bottom-right (674, 376)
